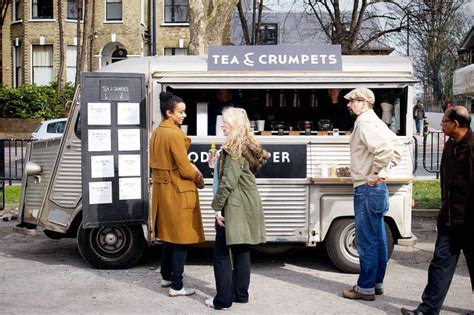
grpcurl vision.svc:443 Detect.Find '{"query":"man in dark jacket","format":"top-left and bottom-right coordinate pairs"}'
top-left (401, 105), bottom-right (474, 315)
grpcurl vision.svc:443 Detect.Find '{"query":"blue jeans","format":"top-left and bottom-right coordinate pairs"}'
top-left (212, 223), bottom-right (251, 309)
top-left (354, 183), bottom-right (389, 294)
top-left (160, 242), bottom-right (188, 290)
top-left (415, 119), bottom-right (423, 134)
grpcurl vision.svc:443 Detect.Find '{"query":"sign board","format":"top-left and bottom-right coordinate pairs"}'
top-left (208, 45), bottom-right (342, 71)
top-left (80, 72), bottom-right (148, 228)
top-left (189, 144), bottom-right (307, 179)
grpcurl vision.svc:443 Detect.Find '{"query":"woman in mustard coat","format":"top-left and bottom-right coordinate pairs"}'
top-left (149, 91), bottom-right (205, 297)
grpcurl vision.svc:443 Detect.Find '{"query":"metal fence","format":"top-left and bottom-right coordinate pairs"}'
top-left (1, 138), bottom-right (33, 210)
top-left (422, 131), bottom-right (448, 178)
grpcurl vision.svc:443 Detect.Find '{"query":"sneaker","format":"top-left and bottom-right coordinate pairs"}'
top-left (161, 279), bottom-right (172, 288)
top-left (169, 287), bottom-right (195, 297)
top-left (342, 286), bottom-right (375, 301)
top-left (375, 288), bottom-right (384, 295)
top-left (205, 298), bottom-right (214, 308)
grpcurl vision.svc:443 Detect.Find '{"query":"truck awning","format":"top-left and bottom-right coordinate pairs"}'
top-left (155, 76), bottom-right (417, 89)
top-left (453, 64), bottom-right (474, 96)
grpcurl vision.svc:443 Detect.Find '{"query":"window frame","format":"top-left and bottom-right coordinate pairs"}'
top-left (105, 0), bottom-right (123, 22)
top-left (164, 47), bottom-right (188, 56)
top-left (13, 45), bottom-right (23, 87)
top-left (66, 0), bottom-right (84, 20)
top-left (13, 0), bottom-right (22, 22)
top-left (31, 0), bottom-right (54, 20)
top-left (32, 45), bottom-right (54, 86)
top-left (258, 23), bottom-right (278, 45)
top-left (163, 0), bottom-right (189, 24)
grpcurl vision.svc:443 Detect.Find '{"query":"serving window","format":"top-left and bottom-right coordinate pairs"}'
top-left (163, 86), bottom-right (409, 137)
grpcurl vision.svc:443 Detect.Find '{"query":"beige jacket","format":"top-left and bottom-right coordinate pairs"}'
top-left (350, 109), bottom-right (402, 187)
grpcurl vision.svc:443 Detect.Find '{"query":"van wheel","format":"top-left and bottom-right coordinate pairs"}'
top-left (326, 219), bottom-right (394, 273)
top-left (77, 223), bottom-right (145, 269)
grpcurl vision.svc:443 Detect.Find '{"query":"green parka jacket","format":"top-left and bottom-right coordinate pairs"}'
top-left (211, 149), bottom-right (266, 246)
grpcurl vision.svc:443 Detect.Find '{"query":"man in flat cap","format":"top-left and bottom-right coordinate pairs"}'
top-left (342, 87), bottom-right (403, 301)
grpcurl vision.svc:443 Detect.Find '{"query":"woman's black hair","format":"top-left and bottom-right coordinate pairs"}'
top-left (159, 91), bottom-right (183, 118)
top-left (447, 106), bottom-right (471, 128)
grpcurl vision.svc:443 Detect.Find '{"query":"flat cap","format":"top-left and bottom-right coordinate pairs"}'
top-left (344, 87), bottom-right (375, 104)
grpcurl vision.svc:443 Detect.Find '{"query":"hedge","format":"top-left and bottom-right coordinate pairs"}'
top-left (0, 82), bottom-right (74, 119)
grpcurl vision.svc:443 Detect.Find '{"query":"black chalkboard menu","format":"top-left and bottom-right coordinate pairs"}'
top-left (80, 72), bottom-right (148, 228)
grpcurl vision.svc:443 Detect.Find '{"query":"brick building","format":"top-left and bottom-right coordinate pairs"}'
top-left (1, 0), bottom-right (149, 87)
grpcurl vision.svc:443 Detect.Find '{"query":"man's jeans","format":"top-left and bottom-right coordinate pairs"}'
top-left (416, 119), bottom-right (423, 134)
top-left (354, 183), bottom-right (389, 294)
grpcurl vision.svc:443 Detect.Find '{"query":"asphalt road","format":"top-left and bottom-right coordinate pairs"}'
top-left (0, 214), bottom-right (472, 314)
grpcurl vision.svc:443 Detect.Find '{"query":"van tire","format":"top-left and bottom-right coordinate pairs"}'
top-left (326, 218), bottom-right (394, 273)
top-left (77, 223), bottom-right (145, 269)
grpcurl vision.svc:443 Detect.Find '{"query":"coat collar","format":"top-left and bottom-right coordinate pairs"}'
top-left (160, 118), bottom-right (181, 131)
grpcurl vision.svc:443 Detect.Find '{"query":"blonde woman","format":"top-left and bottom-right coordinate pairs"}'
top-left (205, 107), bottom-right (269, 309)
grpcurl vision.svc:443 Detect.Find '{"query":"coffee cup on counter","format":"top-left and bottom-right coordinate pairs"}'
top-left (257, 120), bottom-right (265, 131)
top-left (319, 164), bottom-right (329, 177)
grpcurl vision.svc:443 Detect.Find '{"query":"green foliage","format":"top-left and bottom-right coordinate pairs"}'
top-left (413, 180), bottom-right (441, 209)
top-left (0, 82), bottom-right (74, 119)
top-left (5, 184), bottom-right (21, 205)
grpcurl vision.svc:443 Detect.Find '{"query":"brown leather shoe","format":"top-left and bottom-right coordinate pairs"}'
top-left (342, 286), bottom-right (375, 301)
top-left (375, 288), bottom-right (384, 295)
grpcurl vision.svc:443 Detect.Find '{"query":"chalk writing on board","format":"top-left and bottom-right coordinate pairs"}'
top-left (100, 79), bottom-right (130, 101)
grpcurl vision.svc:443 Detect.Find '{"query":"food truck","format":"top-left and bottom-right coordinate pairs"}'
top-left (16, 46), bottom-right (417, 273)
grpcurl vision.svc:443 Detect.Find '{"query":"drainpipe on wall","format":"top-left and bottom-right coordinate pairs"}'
top-left (152, 0), bottom-right (156, 55)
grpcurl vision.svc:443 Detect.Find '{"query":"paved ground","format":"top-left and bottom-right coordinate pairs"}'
top-left (0, 212), bottom-right (472, 314)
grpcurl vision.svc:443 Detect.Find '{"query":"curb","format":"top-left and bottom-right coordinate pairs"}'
top-left (413, 209), bottom-right (439, 217)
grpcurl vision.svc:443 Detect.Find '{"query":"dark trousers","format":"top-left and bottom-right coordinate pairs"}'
top-left (212, 224), bottom-right (251, 309)
top-left (417, 223), bottom-right (474, 315)
top-left (160, 242), bottom-right (188, 290)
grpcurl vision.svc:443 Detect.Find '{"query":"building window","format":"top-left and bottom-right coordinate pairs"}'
top-left (67, 0), bottom-right (83, 20)
top-left (66, 46), bottom-right (77, 84)
top-left (164, 0), bottom-right (188, 23)
top-left (32, 0), bottom-right (53, 19)
top-left (106, 0), bottom-right (122, 21)
top-left (111, 47), bottom-right (127, 63)
top-left (164, 48), bottom-right (188, 56)
top-left (13, 46), bottom-right (23, 87)
top-left (32, 45), bottom-right (53, 86)
top-left (13, 0), bottom-right (22, 21)
top-left (258, 23), bottom-right (278, 45)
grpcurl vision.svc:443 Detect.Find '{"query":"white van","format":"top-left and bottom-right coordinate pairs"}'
top-left (17, 51), bottom-right (417, 272)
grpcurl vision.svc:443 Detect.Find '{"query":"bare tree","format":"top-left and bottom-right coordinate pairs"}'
top-left (237, 0), bottom-right (264, 45)
top-left (188, 0), bottom-right (239, 55)
top-left (56, 0), bottom-right (65, 93)
top-left (302, 0), bottom-right (408, 55)
top-left (408, 0), bottom-right (468, 111)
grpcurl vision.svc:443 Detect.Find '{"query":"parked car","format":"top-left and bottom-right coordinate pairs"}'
top-left (31, 118), bottom-right (67, 140)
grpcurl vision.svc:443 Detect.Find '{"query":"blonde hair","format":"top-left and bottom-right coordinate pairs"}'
top-left (221, 107), bottom-right (260, 158)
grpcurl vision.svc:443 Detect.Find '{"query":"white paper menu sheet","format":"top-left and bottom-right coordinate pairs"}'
top-left (88, 103), bottom-right (111, 125)
top-left (118, 154), bottom-right (141, 177)
top-left (119, 177), bottom-right (141, 200)
top-left (88, 129), bottom-right (111, 152)
top-left (89, 181), bottom-right (112, 204)
top-left (117, 102), bottom-right (140, 125)
top-left (117, 129), bottom-right (141, 151)
top-left (91, 155), bottom-right (114, 178)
